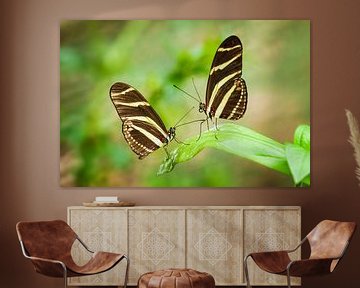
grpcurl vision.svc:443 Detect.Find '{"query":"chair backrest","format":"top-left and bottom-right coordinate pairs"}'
top-left (306, 220), bottom-right (356, 270)
top-left (16, 220), bottom-right (77, 261)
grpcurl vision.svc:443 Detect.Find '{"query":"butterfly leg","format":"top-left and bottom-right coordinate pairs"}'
top-left (174, 136), bottom-right (189, 145)
top-left (215, 118), bottom-right (220, 130)
top-left (214, 118), bottom-right (220, 140)
top-left (196, 118), bottom-right (208, 142)
top-left (195, 113), bottom-right (212, 141)
top-left (196, 116), bottom-right (210, 141)
top-left (163, 146), bottom-right (170, 159)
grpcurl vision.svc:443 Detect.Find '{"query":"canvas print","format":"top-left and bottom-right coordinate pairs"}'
top-left (60, 20), bottom-right (310, 187)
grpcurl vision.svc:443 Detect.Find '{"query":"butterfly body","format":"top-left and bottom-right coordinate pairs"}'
top-left (202, 35), bottom-right (248, 122)
top-left (110, 82), bottom-right (175, 159)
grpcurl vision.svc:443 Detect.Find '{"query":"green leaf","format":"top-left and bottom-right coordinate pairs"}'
top-left (288, 124), bottom-right (310, 185)
top-left (158, 123), bottom-right (291, 176)
top-left (294, 124), bottom-right (310, 151)
top-left (285, 143), bottom-right (310, 185)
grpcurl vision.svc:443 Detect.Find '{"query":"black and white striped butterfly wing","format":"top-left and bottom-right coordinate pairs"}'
top-left (205, 35), bottom-right (248, 120)
top-left (122, 119), bottom-right (166, 159)
top-left (110, 82), bottom-right (169, 159)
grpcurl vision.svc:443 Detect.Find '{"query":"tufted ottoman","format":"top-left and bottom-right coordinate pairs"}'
top-left (138, 268), bottom-right (215, 288)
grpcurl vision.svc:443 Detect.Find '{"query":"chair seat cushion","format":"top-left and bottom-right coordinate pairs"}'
top-left (138, 268), bottom-right (215, 288)
top-left (67, 252), bottom-right (124, 276)
top-left (250, 251), bottom-right (291, 274)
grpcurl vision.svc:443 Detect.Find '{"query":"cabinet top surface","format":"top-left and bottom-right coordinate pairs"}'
top-left (68, 205), bottom-right (301, 210)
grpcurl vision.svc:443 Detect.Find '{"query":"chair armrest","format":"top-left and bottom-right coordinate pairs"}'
top-left (285, 237), bottom-right (307, 253)
top-left (287, 257), bottom-right (335, 277)
top-left (246, 251), bottom-right (291, 274)
top-left (76, 236), bottom-right (94, 253)
top-left (25, 255), bottom-right (65, 265)
top-left (245, 236), bottom-right (306, 258)
top-left (247, 250), bottom-right (290, 258)
top-left (25, 255), bottom-right (67, 277)
top-left (19, 240), bottom-right (67, 277)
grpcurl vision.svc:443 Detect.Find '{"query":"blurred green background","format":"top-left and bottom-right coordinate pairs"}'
top-left (60, 20), bottom-right (310, 187)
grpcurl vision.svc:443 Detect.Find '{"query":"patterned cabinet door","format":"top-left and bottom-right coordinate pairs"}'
top-left (187, 209), bottom-right (243, 285)
top-left (128, 209), bottom-right (186, 284)
top-left (243, 208), bottom-right (301, 286)
top-left (68, 208), bottom-right (128, 286)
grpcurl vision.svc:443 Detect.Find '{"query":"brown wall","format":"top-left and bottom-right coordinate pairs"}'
top-left (1, 0), bottom-right (360, 287)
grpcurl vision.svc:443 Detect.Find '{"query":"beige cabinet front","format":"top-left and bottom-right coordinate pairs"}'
top-left (243, 209), bottom-right (301, 285)
top-left (187, 209), bottom-right (243, 285)
top-left (68, 208), bottom-right (128, 286)
top-left (68, 206), bottom-right (300, 286)
top-left (128, 209), bottom-right (186, 284)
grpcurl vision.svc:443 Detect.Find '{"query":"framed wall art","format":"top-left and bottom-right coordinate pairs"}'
top-left (60, 20), bottom-right (310, 187)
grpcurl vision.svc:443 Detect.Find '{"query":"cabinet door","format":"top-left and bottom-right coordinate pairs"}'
top-left (243, 208), bottom-right (301, 286)
top-left (128, 209), bottom-right (186, 284)
top-left (68, 208), bottom-right (127, 286)
top-left (187, 209), bottom-right (243, 285)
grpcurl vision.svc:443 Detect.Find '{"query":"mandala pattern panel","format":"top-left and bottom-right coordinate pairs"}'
top-left (187, 209), bottom-right (243, 285)
top-left (244, 209), bottom-right (301, 286)
top-left (68, 209), bottom-right (128, 286)
top-left (128, 209), bottom-right (186, 284)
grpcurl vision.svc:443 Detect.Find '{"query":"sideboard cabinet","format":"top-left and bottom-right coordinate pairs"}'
top-left (67, 206), bottom-right (301, 286)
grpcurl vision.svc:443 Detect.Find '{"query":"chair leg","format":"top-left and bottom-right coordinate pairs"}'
top-left (123, 255), bottom-right (130, 288)
top-left (243, 255), bottom-right (252, 288)
top-left (286, 269), bottom-right (291, 288)
top-left (62, 264), bottom-right (68, 288)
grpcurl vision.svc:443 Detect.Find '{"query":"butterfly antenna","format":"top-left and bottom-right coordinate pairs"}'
top-left (174, 136), bottom-right (190, 146)
top-left (174, 106), bottom-right (195, 127)
top-left (192, 78), bottom-right (202, 102)
top-left (173, 85), bottom-right (200, 103)
top-left (176, 118), bottom-right (205, 128)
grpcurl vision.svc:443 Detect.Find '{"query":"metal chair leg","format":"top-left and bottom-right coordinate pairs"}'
top-left (123, 255), bottom-right (130, 288)
top-left (244, 255), bottom-right (252, 288)
top-left (286, 269), bottom-right (292, 288)
top-left (61, 264), bottom-right (68, 288)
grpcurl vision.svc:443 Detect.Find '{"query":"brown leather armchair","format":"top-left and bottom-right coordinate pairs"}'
top-left (244, 220), bottom-right (356, 288)
top-left (16, 220), bottom-right (129, 288)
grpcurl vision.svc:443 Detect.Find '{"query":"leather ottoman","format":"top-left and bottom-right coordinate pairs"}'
top-left (138, 268), bottom-right (215, 288)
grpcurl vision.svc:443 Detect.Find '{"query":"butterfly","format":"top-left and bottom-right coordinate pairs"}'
top-left (177, 35), bottom-right (248, 129)
top-left (109, 82), bottom-right (176, 159)
top-left (202, 35), bottom-right (248, 122)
